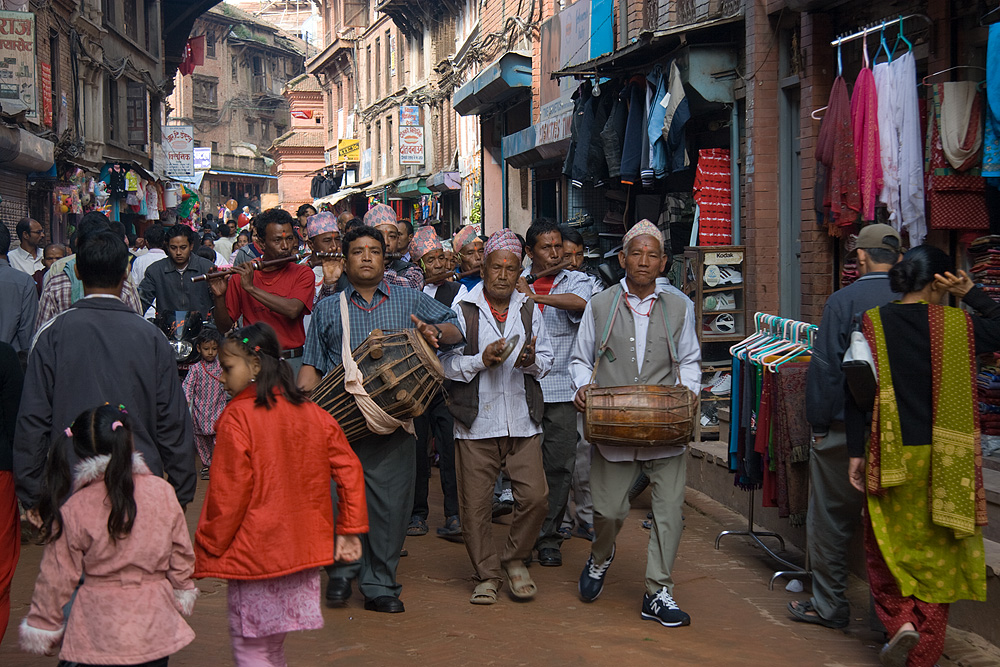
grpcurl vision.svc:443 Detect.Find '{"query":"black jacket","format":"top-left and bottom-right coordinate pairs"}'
top-left (805, 272), bottom-right (898, 435)
top-left (138, 254), bottom-right (216, 318)
top-left (0, 342), bottom-right (22, 471)
top-left (14, 297), bottom-right (196, 507)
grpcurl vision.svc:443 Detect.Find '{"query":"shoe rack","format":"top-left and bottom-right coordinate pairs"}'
top-left (682, 245), bottom-right (747, 441)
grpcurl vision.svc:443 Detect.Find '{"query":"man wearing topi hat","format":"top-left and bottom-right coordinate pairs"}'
top-left (364, 204), bottom-right (423, 290)
top-left (570, 219), bottom-right (701, 627)
top-left (442, 229), bottom-right (553, 605)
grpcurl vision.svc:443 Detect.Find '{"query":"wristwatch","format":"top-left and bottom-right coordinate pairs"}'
top-left (433, 324), bottom-right (444, 341)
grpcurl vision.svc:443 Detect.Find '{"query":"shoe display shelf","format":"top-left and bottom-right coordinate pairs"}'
top-left (682, 245), bottom-right (747, 441)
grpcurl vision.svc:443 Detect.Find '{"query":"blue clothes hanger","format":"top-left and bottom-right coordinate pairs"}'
top-left (874, 22), bottom-right (891, 64)
top-left (890, 15), bottom-right (912, 60)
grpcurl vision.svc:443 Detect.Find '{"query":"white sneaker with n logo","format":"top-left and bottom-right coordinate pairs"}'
top-left (641, 587), bottom-right (691, 627)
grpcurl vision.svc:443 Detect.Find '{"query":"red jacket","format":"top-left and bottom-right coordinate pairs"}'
top-left (194, 387), bottom-right (367, 580)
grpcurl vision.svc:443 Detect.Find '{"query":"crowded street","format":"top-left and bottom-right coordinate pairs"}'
top-left (4, 0), bottom-right (1000, 666)
top-left (3, 473), bottom-right (996, 666)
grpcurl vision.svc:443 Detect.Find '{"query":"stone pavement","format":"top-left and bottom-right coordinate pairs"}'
top-left (3, 472), bottom-right (999, 666)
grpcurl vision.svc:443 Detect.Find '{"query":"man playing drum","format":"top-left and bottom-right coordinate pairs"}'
top-left (569, 220), bottom-right (701, 627)
top-left (442, 229), bottom-right (553, 605)
top-left (298, 224), bottom-right (462, 614)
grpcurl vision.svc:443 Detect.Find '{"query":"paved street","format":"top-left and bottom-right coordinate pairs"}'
top-left (2, 472), bottom-right (997, 666)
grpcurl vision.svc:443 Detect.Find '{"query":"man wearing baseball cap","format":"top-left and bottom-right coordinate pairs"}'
top-left (791, 223), bottom-right (902, 630)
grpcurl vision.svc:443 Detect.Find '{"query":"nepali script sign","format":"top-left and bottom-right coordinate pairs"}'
top-left (162, 125), bottom-right (194, 178)
top-left (0, 12), bottom-right (36, 120)
top-left (398, 126), bottom-right (423, 165)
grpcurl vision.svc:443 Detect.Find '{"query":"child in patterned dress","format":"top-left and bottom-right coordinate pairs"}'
top-left (182, 328), bottom-right (228, 480)
top-left (193, 323), bottom-right (367, 666)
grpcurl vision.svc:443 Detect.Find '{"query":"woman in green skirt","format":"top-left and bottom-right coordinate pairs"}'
top-left (848, 245), bottom-right (1000, 667)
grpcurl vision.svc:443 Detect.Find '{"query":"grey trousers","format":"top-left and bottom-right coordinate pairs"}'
top-left (590, 450), bottom-right (686, 595)
top-left (455, 435), bottom-right (548, 584)
top-left (807, 422), bottom-right (864, 623)
top-left (328, 428), bottom-right (415, 601)
top-left (536, 401), bottom-right (579, 550)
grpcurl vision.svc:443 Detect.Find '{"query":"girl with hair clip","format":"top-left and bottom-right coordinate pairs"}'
top-left (194, 322), bottom-right (368, 666)
top-left (19, 404), bottom-right (198, 666)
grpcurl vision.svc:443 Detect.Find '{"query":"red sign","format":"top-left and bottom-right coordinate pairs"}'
top-left (39, 61), bottom-right (51, 128)
top-left (291, 110), bottom-right (314, 119)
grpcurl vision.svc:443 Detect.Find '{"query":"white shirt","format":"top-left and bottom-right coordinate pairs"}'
top-left (129, 248), bottom-right (166, 286)
top-left (570, 277), bottom-right (701, 461)
top-left (422, 281), bottom-right (468, 308)
top-left (215, 236), bottom-right (235, 260)
top-left (442, 283), bottom-right (554, 440)
top-left (9, 246), bottom-right (43, 274)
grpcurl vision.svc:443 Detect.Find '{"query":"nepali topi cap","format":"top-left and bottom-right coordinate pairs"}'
top-left (364, 203), bottom-right (397, 229)
top-left (410, 225), bottom-right (443, 260)
top-left (305, 212), bottom-right (339, 239)
top-left (452, 225), bottom-right (481, 251)
top-left (622, 219), bottom-right (664, 251)
top-left (484, 228), bottom-right (523, 259)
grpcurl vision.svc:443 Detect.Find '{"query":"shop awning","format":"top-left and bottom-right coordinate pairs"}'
top-left (502, 108), bottom-right (574, 168)
top-left (427, 171), bottom-right (461, 191)
top-left (552, 14), bottom-right (743, 78)
top-left (366, 175), bottom-right (404, 197)
top-left (314, 187), bottom-right (362, 207)
top-left (453, 51), bottom-right (532, 116)
top-left (397, 177), bottom-right (432, 197)
top-left (205, 169), bottom-right (277, 180)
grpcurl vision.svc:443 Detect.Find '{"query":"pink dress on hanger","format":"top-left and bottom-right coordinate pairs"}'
top-left (851, 65), bottom-right (883, 222)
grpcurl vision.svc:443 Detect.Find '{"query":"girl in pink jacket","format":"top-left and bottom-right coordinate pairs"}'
top-left (19, 404), bottom-right (198, 665)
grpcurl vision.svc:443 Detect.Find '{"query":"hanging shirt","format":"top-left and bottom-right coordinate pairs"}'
top-left (851, 66), bottom-right (883, 221)
top-left (874, 60), bottom-right (901, 228)
top-left (893, 51), bottom-right (927, 245)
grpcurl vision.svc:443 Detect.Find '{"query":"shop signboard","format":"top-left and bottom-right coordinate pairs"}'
top-left (399, 126), bottom-right (424, 165)
top-left (400, 106), bottom-right (420, 126)
top-left (0, 11), bottom-right (36, 120)
top-left (193, 146), bottom-right (212, 171)
top-left (162, 125), bottom-right (194, 178)
top-left (338, 138), bottom-right (360, 162)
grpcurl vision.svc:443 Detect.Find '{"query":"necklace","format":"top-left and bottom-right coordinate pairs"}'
top-left (625, 293), bottom-right (655, 317)
top-left (486, 298), bottom-right (509, 322)
top-left (351, 283), bottom-right (390, 312)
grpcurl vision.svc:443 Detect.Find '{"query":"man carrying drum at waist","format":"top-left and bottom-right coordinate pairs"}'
top-left (297, 224), bottom-right (462, 615)
top-left (569, 220), bottom-right (701, 628)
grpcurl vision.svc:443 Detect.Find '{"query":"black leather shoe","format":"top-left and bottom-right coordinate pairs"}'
top-left (325, 577), bottom-right (352, 607)
top-left (364, 595), bottom-right (405, 613)
top-left (537, 547), bottom-right (563, 567)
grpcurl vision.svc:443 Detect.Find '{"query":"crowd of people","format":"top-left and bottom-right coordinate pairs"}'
top-left (0, 209), bottom-right (993, 667)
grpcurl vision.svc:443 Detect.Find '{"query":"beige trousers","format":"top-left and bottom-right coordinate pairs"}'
top-left (590, 450), bottom-right (686, 595)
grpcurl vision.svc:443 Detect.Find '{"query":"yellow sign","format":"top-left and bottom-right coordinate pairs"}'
top-left (338, 139), bottom-right (360, 162)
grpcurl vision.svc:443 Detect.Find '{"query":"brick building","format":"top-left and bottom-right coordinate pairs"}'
top-left (166, 3), bottom-right (306, 216)
top-left (1, 0), bottom-right (214, 244)
top-left (271, 73), bottom-right (327, 213)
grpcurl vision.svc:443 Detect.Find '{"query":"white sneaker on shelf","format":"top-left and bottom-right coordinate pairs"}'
top-left (703, 291), bottom-right (736, 312)
top-left (717, 266), bottom-right (743, 285)
top-left (701, 371), bottom-right (722, 392)
top-left (710, 373), bottom-right (732, 396)
top-left (703, 313), bottom-right (736, 335)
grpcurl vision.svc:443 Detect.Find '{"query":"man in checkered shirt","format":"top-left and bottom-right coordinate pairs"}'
top-left (515, 218), bottom-right (594, 567)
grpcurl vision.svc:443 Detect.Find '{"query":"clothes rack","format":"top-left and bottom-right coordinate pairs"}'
top-left (716, 313), bottom-right (818, 589)
top-left (829, 14), bottom-right (932, 48)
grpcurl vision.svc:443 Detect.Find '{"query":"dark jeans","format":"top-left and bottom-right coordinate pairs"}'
top-left (412, 390), bottom-right (459, 520)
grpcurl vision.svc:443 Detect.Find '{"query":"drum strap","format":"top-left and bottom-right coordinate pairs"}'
top-left (338, 292), bottom-right (415, 435)
top-left (589, 286), bottom-right (679, 384)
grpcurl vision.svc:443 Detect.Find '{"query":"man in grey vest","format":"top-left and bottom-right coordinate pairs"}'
top-left (442, 229), bottom-right (554, 605)
top-left (570, 220), bottom-right (700, 627)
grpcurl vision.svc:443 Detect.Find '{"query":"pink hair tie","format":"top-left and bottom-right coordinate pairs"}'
top-left (111, 421), bottom-right (123, 431)
top-left (64, 427), bottom-right (73, 438)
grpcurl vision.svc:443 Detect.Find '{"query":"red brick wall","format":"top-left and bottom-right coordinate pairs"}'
top-left (742, 0), bottom-right (781, 318)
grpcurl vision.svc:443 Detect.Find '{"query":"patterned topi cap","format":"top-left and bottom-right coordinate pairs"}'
top-left (484, 228), bottom-right (523, 259)
top-left (410, 225), bottom-right (443, 261)
top-left (363, 203), bottom-right (397, 229)
top-left (305, 212), bottom-right (339, 239)
top-left (622, 219), bottom-right (663, 250)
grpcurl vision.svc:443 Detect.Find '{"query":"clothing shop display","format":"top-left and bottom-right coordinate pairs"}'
top-left (851, 55), bottom-right (883, 221)
top-left (693, 149), bottom-right (732, 246)
top-left (816, 76), bottom-right (861, 227)
top-left (926, 83), bottom-right (989, 230)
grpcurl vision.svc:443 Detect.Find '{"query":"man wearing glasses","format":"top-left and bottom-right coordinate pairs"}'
top-left (10, 218), bottom-right (45, 275)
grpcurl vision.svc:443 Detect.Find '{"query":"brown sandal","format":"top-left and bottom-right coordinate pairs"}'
top-left (502, 562), bottom-right (537, 600)
top-left (470, 581), bottom-right (499, 605)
